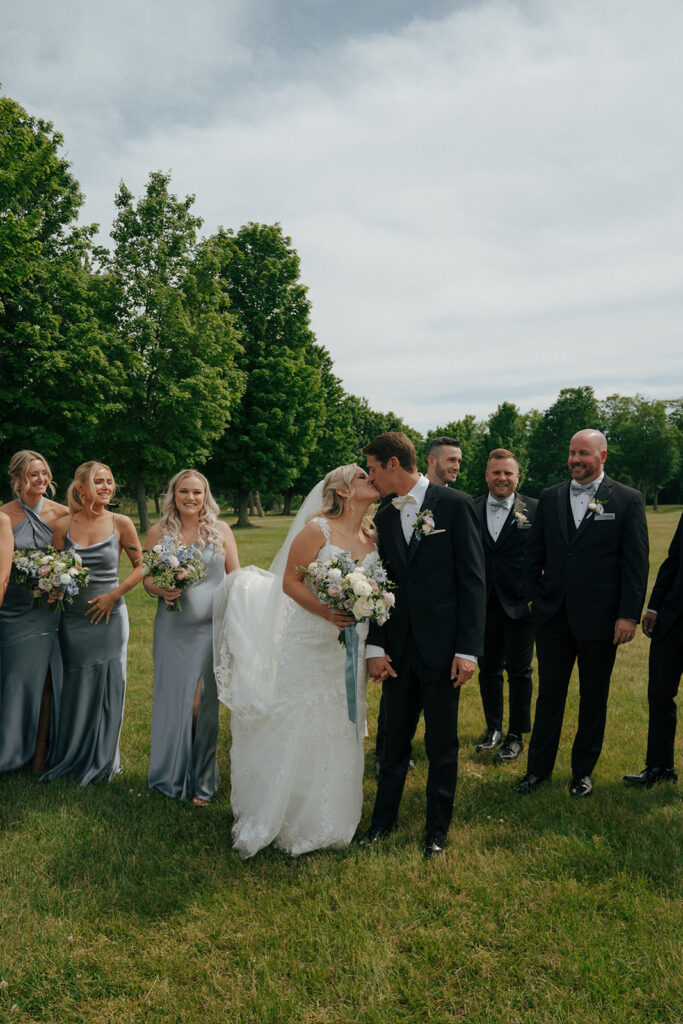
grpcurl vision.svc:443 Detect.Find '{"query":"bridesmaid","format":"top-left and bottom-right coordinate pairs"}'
top-left (0, 450), bottom-right (68, 774)
top-left (42, 461), bottom-right (144, 786)
top-left (0, 511), bottom-right (12, 606)
top-left (145, 469), bottom-right (239, 805)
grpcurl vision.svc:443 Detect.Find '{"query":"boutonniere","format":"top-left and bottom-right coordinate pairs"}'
top-left (513, 508), bottom-right (530, 527)
top-left (413, 509), bottom-right (436, 540)
top-left (588, 498), bottom-right (608, 516)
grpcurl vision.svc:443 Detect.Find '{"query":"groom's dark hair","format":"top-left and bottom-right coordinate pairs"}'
top-left (363, 432), bottom-right (417, 471)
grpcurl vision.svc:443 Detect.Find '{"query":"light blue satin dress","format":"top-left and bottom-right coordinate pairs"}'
top-left (148, 543), bottom-right (224, 802)
top-left (42, 522), bottom-right (129, 786)
top-left (0, 498), bottom-right (62, 773)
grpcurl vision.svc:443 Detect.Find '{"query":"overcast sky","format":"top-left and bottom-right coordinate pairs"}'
top-left (2, 0), bottom-right (682, 432)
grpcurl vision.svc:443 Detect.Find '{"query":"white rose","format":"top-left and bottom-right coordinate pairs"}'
top-left (327, 568), bottom-right (342, 582)
top-left (52, 563), bottom-right (66, 573)
top-left (59, 573), bottom-right (72, 585)
top-left (69, 567), bottom-right (80, 577)
top-left (168, 556), bottom-right (180, 569)
top-left (352, 596), bottom-right (373, 619)
top-left (153, 544), bottom-right (163, 553)
top-left (352, 579), bottom-right (373, 598)
top-left (40, 555), bottom-right (52, 565)
top-left (382, 592), bottom-right (396, 609)
top-left (38, 578), bottom-right (51, 591)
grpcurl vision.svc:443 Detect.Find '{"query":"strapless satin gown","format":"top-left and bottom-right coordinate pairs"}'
top-left (42, 526), bottom-right (129, 786)
top-left (148, 543), bottom-right (224, 802)
top-left (0, 498), bottom-right (62, 773)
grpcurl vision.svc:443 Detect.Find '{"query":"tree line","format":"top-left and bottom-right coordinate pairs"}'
top-left (2, 93), bottom-right (682, 525)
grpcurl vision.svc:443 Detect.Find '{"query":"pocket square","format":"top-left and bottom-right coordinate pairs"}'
top-left (426, 529), bottom-right (446, 535)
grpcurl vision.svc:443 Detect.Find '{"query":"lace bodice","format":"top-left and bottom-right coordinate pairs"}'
top-left (310, 517), bottom-right (379, 569)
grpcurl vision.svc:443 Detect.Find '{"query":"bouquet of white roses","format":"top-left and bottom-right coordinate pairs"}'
top-left (11, 546), bottom-right (91, 611)
top-left (303, 551), bottom-right (395, 641)
top-left (142, 535), bottom-right (206, 611)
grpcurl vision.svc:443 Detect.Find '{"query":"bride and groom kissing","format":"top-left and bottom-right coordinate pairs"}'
top-left (215, 431), bottom-right (487, 860)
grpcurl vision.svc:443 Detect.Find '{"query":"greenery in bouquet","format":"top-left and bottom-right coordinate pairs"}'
top-left (11, 546), bottom-right (91, 611)
top-left (141, 535), bottom-right (206, 611)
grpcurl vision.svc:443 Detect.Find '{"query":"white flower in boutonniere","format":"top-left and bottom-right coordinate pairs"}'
top-left (588, 498), bottom-right (607, 516)
top-left (513, 508), bottom-right (529, 526)
top-left (413, 509), bottom-right (436, 540)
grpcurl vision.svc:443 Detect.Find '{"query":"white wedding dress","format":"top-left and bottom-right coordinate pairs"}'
top-left (214, 516), bottom-right (372, 858)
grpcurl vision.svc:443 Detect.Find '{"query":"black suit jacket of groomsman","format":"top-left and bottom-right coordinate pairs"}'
top-left (648, 511), bottom-right (683, 639)
top-left (523, 474), bottom-right (649, 641)
top-left (368, 483), bottom-right (486, 669)
top-left (474, 492), bottom-right (539, 619)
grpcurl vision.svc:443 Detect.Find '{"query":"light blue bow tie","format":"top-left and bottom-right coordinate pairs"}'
top-left (571, 481), bottom-right (595, 495)
top-left (488, 500), bottom-right (509, 510)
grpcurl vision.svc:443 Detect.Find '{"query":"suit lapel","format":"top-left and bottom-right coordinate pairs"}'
top-left (407, 484), bottom-right (441, 565)
top-left (574, 476), bottom-right (611, 541)
top-left (477, 496), bottom-right (495, 549)
top-left (496, 494), bottom-right (524, 547)
top-left (557, 482), bottom-right (571, 546)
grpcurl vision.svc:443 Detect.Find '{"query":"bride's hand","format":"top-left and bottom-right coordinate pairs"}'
top-left (328, 608), bottom-right (355, 630)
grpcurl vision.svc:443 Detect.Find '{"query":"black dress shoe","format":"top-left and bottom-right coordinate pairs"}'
top-left (623, 766), bottom-right (678, 788)
top-left (514, 772), bottom-right (547, 794)
top-left (357, 825), bottom-right (393, 847)
top-left (569, 775), bottom-right (593, 797)
top-left (423, 833), bottom-right (447, 860)
top-left (493, 733), bottom-right (524, 764)
top-left (475, 728), bottom-right (503, 752)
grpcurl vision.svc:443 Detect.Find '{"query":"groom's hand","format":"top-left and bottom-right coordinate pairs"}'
top-left (450, 656), bottom-right (475, 688)
top-left (368, 655), bottom-right (396, 683)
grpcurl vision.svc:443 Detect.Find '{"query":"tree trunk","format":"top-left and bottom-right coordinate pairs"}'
top-left (248, 490), bottom-right (255, 516)
top-left (283, 488), bottom-right (293, 516)
top-left (154, 492), bottom-right (160, 515)
top-left (254, 491), bottom-right (265, 518)
top-left (137, 478), bottom-right (150, 534)
top-left (653, 488), bottom-right (659, 512)
top-left (236, 488), bottom-right (251, 528)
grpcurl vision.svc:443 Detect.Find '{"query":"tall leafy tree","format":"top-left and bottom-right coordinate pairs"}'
top-left (0, 94), bottom-right (113, 494)
top-left (95, 172), bottom-right (245, 530)
top-left (527, 386), bottom-right (601, 495)
top-left (208, 223), bottom-right (325, 526)
top-left (601, 394), bottom-right (680, 508)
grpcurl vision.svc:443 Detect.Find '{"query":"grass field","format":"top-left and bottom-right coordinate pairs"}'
top-left (0, 510), bottom-right (681, 1023)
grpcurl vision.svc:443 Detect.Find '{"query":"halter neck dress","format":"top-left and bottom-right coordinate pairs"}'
top-left (0, 497), bottom-right (63, 772)
top-left (41, 520), bottom-right (129, 786)
top-left (148, 542), bottom-right (225, 802)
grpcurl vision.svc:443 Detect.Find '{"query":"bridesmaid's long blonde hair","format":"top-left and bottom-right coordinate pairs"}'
top-left (66, 461), bottom-right (114, 514)
top-left (158, 470), bottom-right (224, 554)
top-left (9, 450), bottom-right (56, 499)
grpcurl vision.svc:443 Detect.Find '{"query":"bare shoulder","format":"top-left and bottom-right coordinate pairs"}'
top-left (1, 498), bottom-right (23, 526)
top-left (115, 514), bottom-right (141, 541)
top-left (145, 521), bottom-right (163, 547)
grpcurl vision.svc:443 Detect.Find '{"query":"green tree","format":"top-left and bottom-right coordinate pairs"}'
top-left (527, 386), bottom-right (601, 495)
top-left (0, 94), bottom-right (113, 494)
top-left (208, 223), bottom-right (325, 526)
top-left (601, 394), bottom-right (680, 508)
top-left (94, 172), bottom-right (245, 530)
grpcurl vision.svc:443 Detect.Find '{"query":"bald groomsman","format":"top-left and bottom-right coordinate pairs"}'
top-left (516, 429), bottom-right (649, 798)
top-left (624, 511), bottom-right (682, 788)
top-left (473, 449), bottom-right (538, 763)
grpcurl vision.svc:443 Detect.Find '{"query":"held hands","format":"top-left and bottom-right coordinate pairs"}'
top-left (451, 655), bottom-right (476, 688)
top-left (612, 617), bottom-right (637, 646)
top-left (641, 610), bottom-right (658, 638)
top-left (86, 591), bottom-right (119, 625)
top-left (367, 654), bottom-right (397, 684)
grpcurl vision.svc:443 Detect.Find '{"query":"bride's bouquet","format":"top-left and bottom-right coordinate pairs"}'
top-left (142, 535), bottom-right (206, 611)
top-left (11, 546), bottom-right (91, 611)
top-left (303, 551), bottom-right (395, 641)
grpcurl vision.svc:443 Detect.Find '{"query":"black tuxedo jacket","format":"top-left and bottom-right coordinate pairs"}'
top-left (368, 484), bottom-right (486, 670)
top-left (474, 491), bottom-right (539, 620)
top-left (523, 475), bottom-right (649, 642)
top-left (648, 512), bottom-right (683, 641)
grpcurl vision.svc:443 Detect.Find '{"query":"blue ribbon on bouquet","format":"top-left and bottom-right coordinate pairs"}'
top-left (343, 624), bottom-right (360, 740)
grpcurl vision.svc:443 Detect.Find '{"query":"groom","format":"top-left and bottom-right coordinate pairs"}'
top-left (362, 432), bottom-right (486, 857)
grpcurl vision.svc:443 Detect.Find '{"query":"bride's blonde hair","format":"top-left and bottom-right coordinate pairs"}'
top-left (308, 464), bottom-right (376, 537)
top-left (158, 469), bottom-right (224, 554)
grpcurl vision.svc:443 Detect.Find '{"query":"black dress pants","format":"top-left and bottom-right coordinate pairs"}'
top-left (527, 607), bottom-right (617, 779)
top-left (371, 631), bottom-right (461, 836)
top-left (646, 616), bottom-right (683, 769)
top-left (477, 593), bottom-right (534, 735)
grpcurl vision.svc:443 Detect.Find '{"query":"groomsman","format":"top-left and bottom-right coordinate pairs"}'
top-left (516, 429), bottom-right (649, 797)
top-left (473, 450), bottom-right (538, 762)
top-left (624, 511), bottom-right (682, 788)
top-left (426, 437), bottom-right (462, 487)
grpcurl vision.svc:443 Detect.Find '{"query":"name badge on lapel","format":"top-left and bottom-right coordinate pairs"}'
top-left (594, 513), bottom-right (615, 521)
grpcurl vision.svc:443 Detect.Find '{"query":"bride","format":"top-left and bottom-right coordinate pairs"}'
top-left (214, 464), bottom-right (380, 858)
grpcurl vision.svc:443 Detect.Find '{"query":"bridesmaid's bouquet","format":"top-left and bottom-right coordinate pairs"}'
top-left (11, 546), bottom-right (91, 611)
top-left (303, 551), bottom-right (395, 642)
top-left (142, 535), bottom-right (206, 611)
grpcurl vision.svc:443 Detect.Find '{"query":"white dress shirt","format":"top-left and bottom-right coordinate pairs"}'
top-left (486, 493), bottom-right (515, 542)
top-left (570, 471), bottom-right (604, 529)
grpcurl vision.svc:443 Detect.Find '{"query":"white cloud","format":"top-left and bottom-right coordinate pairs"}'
top-left (2, 0), bottom-right (682, 431)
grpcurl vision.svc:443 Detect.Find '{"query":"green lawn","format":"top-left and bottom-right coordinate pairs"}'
top-left (0, 511), bottom-right (681, 1023)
